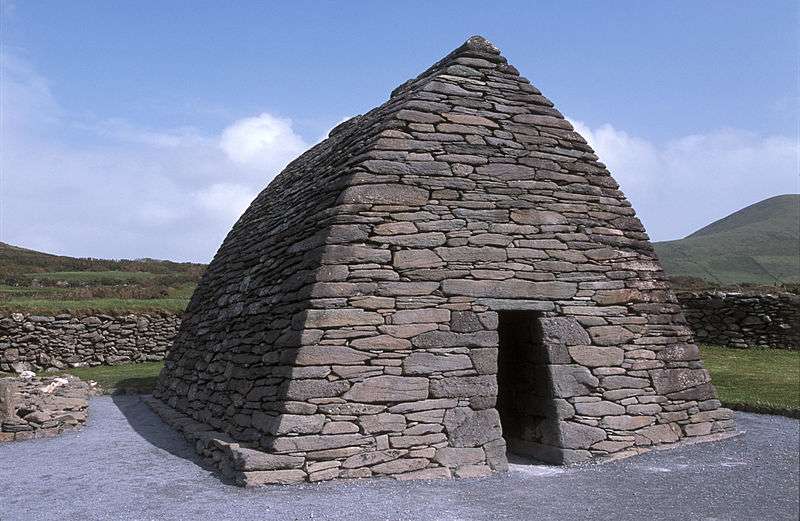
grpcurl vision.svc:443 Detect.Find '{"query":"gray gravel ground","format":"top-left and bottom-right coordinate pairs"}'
top-left (0, 395), bottom-right (797, 521)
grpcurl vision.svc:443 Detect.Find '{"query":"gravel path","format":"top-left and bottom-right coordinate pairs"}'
top-left (0, 395), bottom-right (797, 521)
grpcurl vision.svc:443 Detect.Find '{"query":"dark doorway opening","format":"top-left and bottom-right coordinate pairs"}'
top-left (496, 311), bottom-right (560, 463)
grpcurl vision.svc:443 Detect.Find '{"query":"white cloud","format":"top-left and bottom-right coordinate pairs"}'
top-left (194, 183), bottom-right (258, 221)
top-left (0, 54), bottom-right (317, 262)
top-left (570, 120), bottom-right (798, 241)
top-left (90, 118), bottom-right (209, 149)
top-left (220, 113), bottom-right (307, 171)
top-left (0, 52), bottom-right (61, 133)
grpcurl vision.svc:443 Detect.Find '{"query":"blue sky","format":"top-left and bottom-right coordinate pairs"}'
top-left (1, 1), bottom-right (798, 261)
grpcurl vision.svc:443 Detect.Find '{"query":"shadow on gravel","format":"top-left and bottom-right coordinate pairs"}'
top-left (110, 392), bottom-right (210, 469)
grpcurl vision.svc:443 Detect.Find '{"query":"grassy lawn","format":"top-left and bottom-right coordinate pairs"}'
top-left (0, 283), bottom-right (193, 314)
top-left (57, 362), bottom-right (166, 394)
top-left (29, 271), bottom-right (158, 283)
top-left (701, 345), bottom-right (800, 417)
top-left (0, 297), bottom-right (189, 314)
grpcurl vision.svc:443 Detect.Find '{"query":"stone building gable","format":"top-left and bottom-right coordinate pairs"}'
top-left (154, 36), bottom-right (735, 486)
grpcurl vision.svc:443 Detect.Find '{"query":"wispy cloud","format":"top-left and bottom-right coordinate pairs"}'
top-left (570, 120), bottom-right (798, 241)
top-left (0, 53), bottom-right (315, 262)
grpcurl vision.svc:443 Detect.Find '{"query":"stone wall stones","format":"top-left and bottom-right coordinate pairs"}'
top-left (0, 312), bottom-right (180, 372)
top-left (153, 35), bottom-right (735, 486)
top-left (0, 375), bottom-right (93, 442)
top-left (677, 292), bottom-right (799, 349)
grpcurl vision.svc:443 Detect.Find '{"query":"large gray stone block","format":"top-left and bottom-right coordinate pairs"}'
top-left (540, 317), bottom-right (591, 347)
top-left (238, 469), bottom-right (307, 486)
top-left (587, 326), bottom-right (636, 346)
top-left (0, 380), bottom-right (15, 423)
top-left (548, 365), bottom-right (598, 398)
top-left (443, 407), bottom-right (502, 447)
top-left (271, 433), bottom-right (370, 453)
top-left (393, 249), bottom-right (444, 268)
top-left (469, 349), bottom-right (498, 375)
top-left (574, 400), bottom-right (625, 417)
top-left (343, 376), bottom-right (429, 403)
top-left (294, 346), bottom-right (371, 366)
top-left (434, 447), bottom-right (486, 468)
top-left (403, 352), bottom-right (473, 375)
top-left (558, 421), bottom-right (607, 449)
top-left (651, 368), bottom-right (710, 395)
top-left (337, 184), bottom-right (429, 205)
top-left (411, 331), bottom-right (497, 349)
top-left (321, 245), bottom-right (392, 264)
top-left (342, 449), bottom-right (407, 469)
top-left (442, 279), bottom-right (577, 299)
top-left (430, 376), bottom-right (497, 398)
top-left (350, 335), bottom-right (412, 351)
top-left (300, 309), bottom-right (384, 328)
top-left (568, 345), bottom-right (623, 367)
top-left (389, 308), bottom-right (450, 324)
top-left (359, 413), bottom-right (406, 434)
top-left (227, 447), bottom-right (304, 471)
top-left (600, 415), bottom-right (654, 431)
top-left (283, 380), bottom-right (350, 401)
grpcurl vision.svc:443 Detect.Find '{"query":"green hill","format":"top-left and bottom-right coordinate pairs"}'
top-left (0, 242), bottom-right (205, 313)
top-left (0, 242), bottom-right (204, 279)
top-left (653, 194), bottom-right (800, 286)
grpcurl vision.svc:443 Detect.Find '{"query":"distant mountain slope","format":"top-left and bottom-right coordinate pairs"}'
top-left (0, 241), bottom-right (205, 277)
top-left (653, 194), bottom-right (800, 285)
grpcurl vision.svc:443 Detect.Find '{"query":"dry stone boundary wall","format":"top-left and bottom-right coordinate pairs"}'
top-left (677, 292), bottom-right (799, 349)
top-left (0, 312), bottom-right (180, 372)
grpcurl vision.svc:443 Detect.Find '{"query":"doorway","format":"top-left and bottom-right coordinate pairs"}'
top-left (496, 311), bottom-right (561, 463)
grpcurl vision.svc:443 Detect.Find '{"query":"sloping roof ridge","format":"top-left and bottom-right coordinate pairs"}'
top-left (388, 35), bottom-right (507, 100)
top-left (326, 36), bottom-right (508, 141)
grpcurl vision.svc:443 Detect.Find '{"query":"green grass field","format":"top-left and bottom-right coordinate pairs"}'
top-left (0, 298), bottom-right (189, 314)
top-left (0, 283), bottom-right (194, 313)
top-left (30, 270), bottom-right (159, 282)
top-left (700, 345), bottom-right (799, 417)
top-left (0, 241), bottom-right (204, 314)
top-left (56, 362), bottom-right (165, 394)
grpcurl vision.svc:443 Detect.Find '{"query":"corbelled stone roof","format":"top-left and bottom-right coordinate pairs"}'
top-left (153, 35), bottom-right (734, 486)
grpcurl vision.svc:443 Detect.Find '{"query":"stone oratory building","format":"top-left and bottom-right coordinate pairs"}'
top-left (151, 36), bottom-right (735, 486)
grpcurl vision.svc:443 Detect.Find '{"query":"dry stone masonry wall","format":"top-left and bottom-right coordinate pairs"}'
top-left (0, 312), bottom-right (179, 372)
top-left (0, 375), bottom-right (93, 442)
top-left (677, 292), bottom-right (799, 349)
top-left (153, 36), bottom-right (735, 486)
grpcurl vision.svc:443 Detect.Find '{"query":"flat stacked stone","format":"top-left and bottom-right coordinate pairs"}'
top-left (0, 312), bottom-right (179, 373)
top-left (152, 35), bottom-right (735, 486)
top-left (677, 291), bottom-right (799, 349)
top-left (0, 375), bottom-right (93, 442)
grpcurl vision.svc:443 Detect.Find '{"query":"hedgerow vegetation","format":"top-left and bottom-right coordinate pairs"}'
top-left (0, 242), bottom-right (203, 313)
